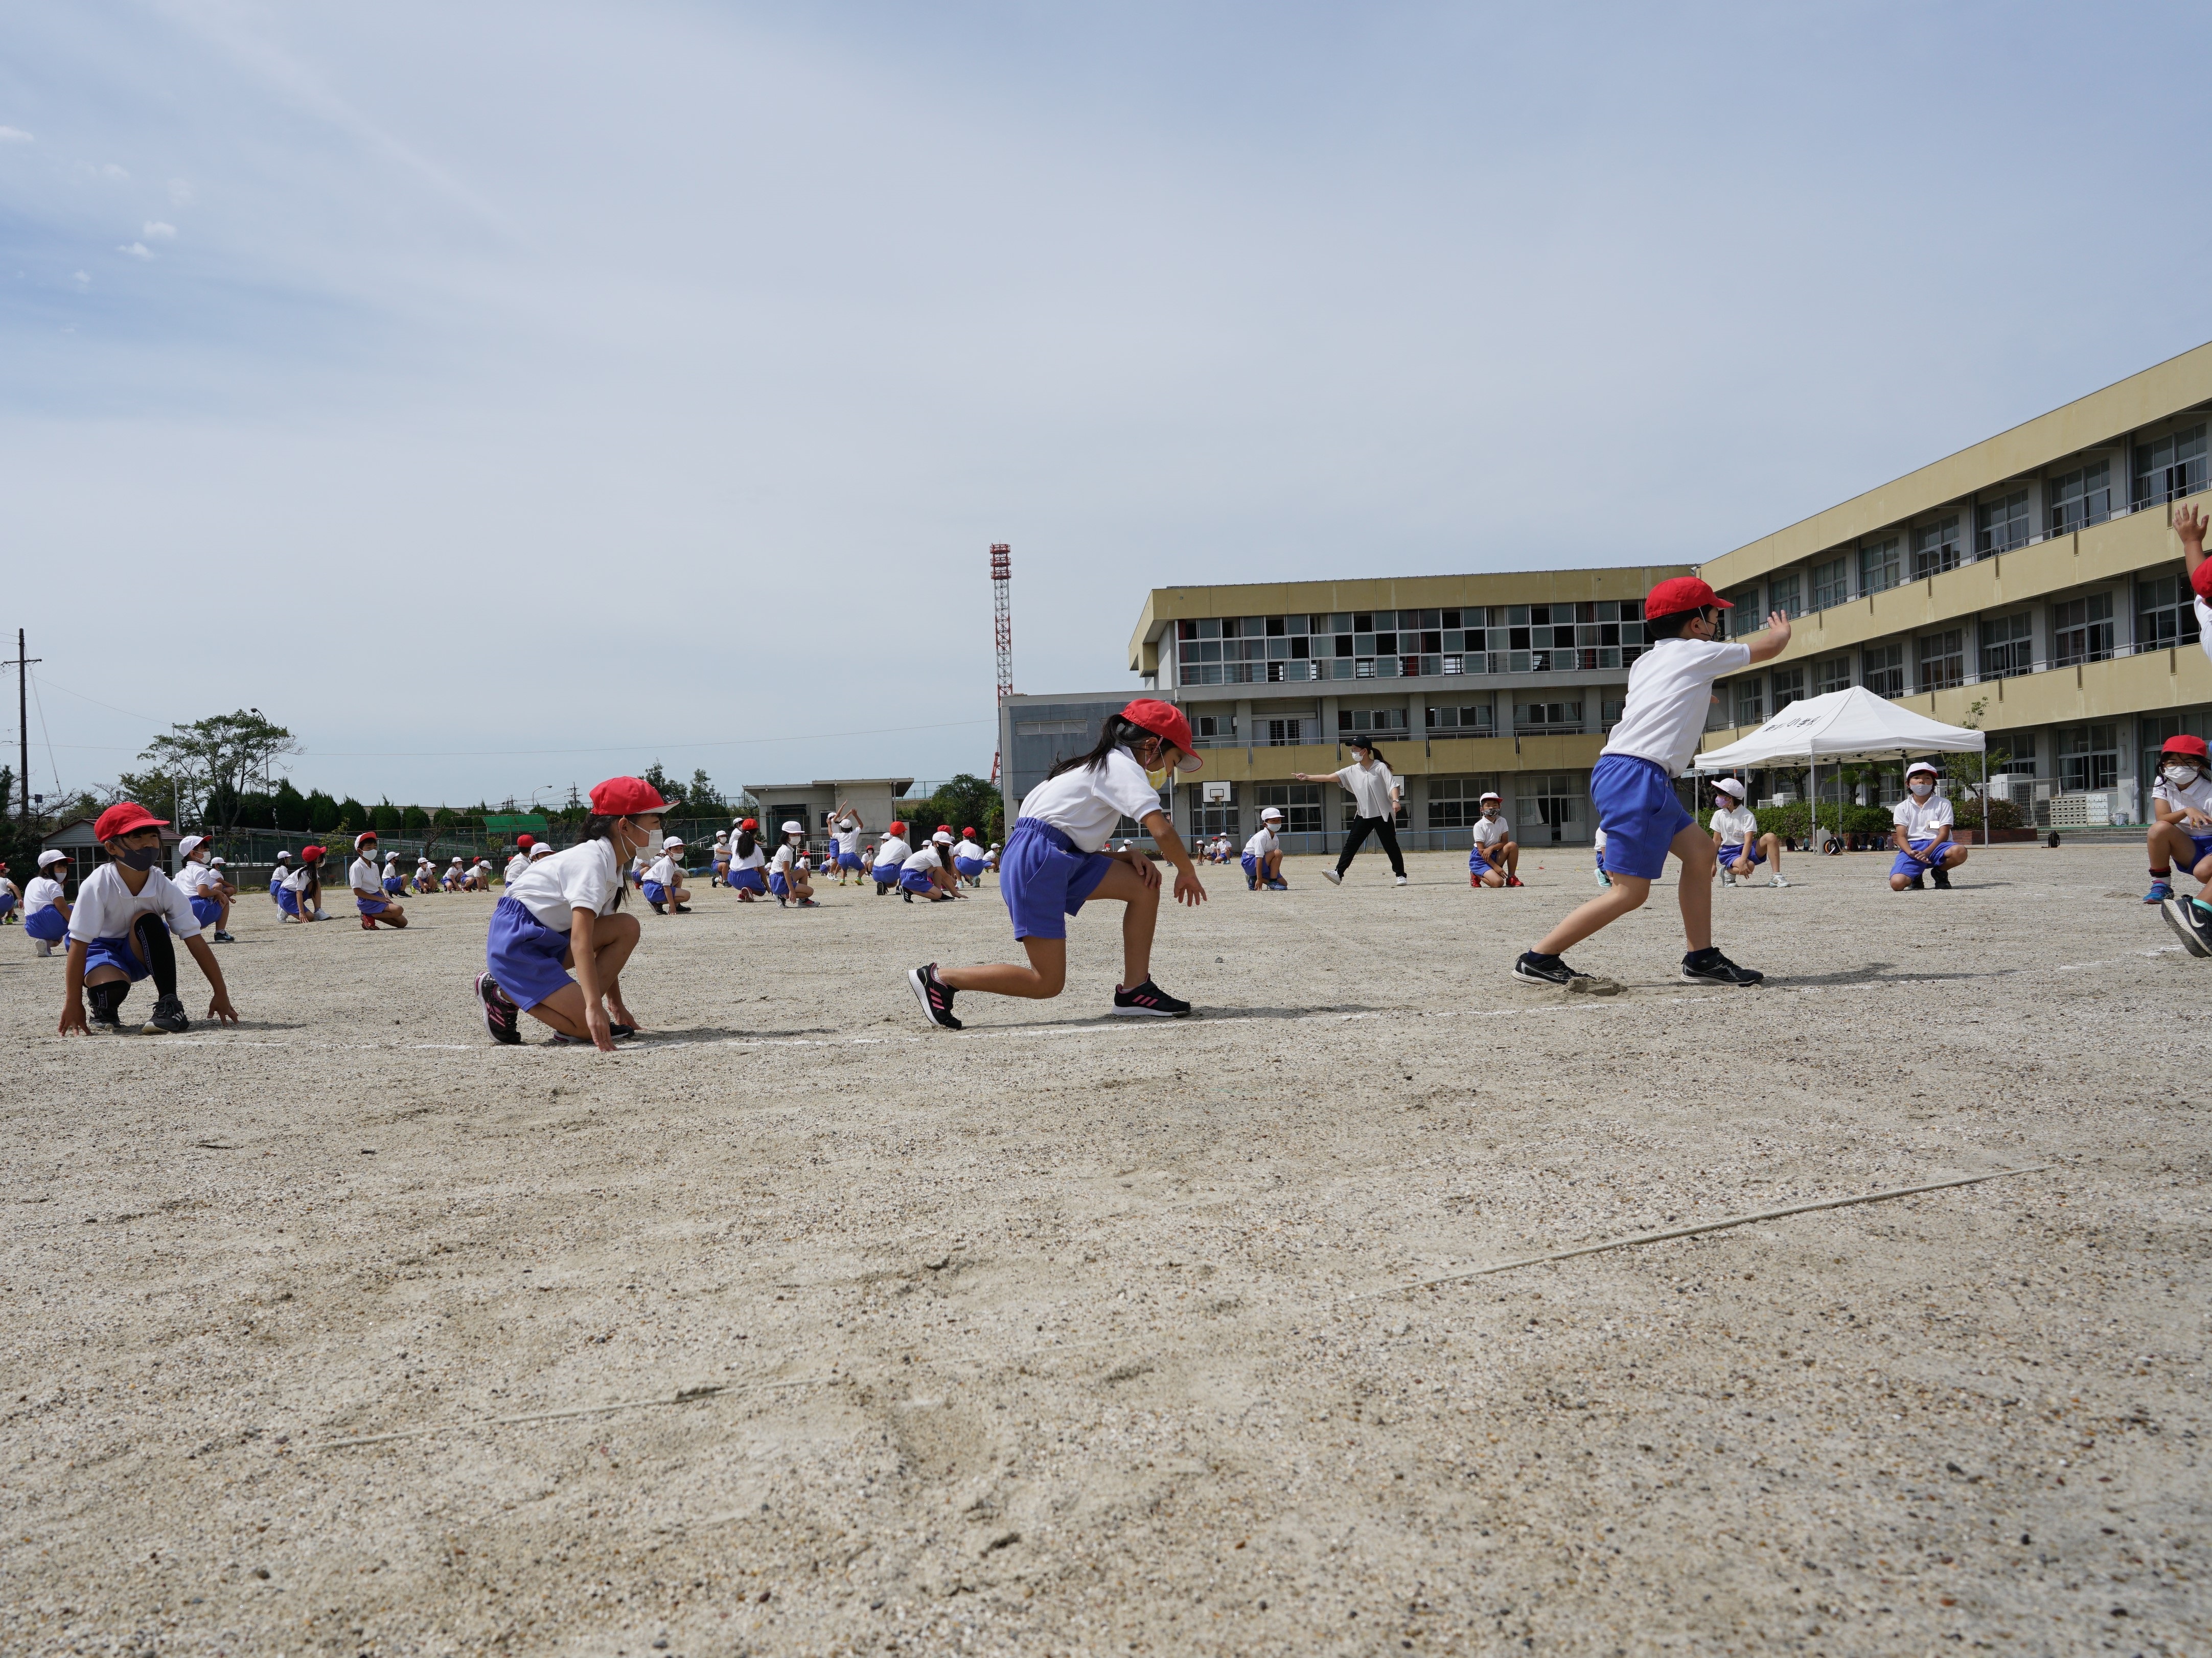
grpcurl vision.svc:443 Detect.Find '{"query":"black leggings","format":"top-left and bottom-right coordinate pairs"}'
top-left (1336, 815), bottom-right (1406, 877)
top-left (89, 913), bottom-right (177, 1016)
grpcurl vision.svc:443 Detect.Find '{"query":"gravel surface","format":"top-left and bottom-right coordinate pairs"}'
top-left (3, 844), bottom-right (2206, 1657)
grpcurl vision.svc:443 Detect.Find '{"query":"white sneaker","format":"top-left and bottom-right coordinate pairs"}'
top-left (34, 939), bottom-right (52, 957)
top-left (1322, 869), bottom-right (1343, 885)
top-left (1593, 868), bottom-right (1611, 888)
top-left (1769, 874), bottom-right (1789, 888)
top-left (1394, 875), bottom-right (1408, 886)
top-left (1720, 872), bottom-right (1736, 886)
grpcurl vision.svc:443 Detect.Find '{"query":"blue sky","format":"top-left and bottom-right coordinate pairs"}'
top-left (4, 1), bottom-right (2209, 807)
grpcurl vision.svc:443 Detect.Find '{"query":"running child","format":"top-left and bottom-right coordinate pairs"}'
top-left (872, 821), bottom-right (911, 895)
top-left (908, 698), bottom-right (1205, 1027)
top-left (953, 827), bottom-right (987, 887)
top-left (476, 776), bottom-right (669, 1050)
top-left (1299, 737), bottom-right (1407, 886)
top-left (1709, 778), bottom-right (1789, 889)
top-left (280, 846), bottom-right (328, 922)
top-left (727, 818), bottom-right (769, 900)
top-left (1514, 577), bottom-right (1789, 987)
top-left (350, 831), bottom-right (408, 928)
top-left (2149, 734), bottom-right (2212, 951)
top-left (900, 830), bottom-right (961, 903)
top-left (58, 802), bottom-right (240, 1036)
top-left (1469, 792), bottom-right (1520, 889)
top-left (1888, 762), bottom-right (1966, 892)
top-left (173, 834), bottom-right (237, 941)
top-left (769, 822), bottom-right (818, 907)
top-left (711, 830), bottom-right (730, 888)
top-left (1242, 807), bottom-right (1287, 890)
top-left (25, 850), bottom-right (71, 957)
top-left (642, 836), bottom-right (692, 914)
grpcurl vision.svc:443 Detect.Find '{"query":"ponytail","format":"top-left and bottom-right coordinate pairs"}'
top-left (581, 814), bottom-right (630, 908)
top-left (735, 826), bottom-right (757, 859)
top-left (1049, 713), bottom-right (1154, 780)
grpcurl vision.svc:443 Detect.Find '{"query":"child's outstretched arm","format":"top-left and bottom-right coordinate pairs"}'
top-left (1141, 810), bottom-right (1207, 907)
top-left (1743, 610), bottom-right (1794, 665)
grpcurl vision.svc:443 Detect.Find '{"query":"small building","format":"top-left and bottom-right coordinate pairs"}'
top-left (738, 778), bottom-right (917, 850)
top-left (40, 816), bottom-right (186, 888)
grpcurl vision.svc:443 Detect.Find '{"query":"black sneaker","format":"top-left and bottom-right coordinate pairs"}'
top-left (1930, 866), bottom-right (1951, 889)
top-left (609, 1021), bottom-right (637, 1040)
top-left (2162, 897), bottom-right (2212, 959)
top-left (1681, 948), bottom-right (1764, 986)
top-left (142, 993), bottom-right (191, 1035)
top-left (1905, 871), bottom-right (1926, 890)
top-left (88, 1003), bottom-right (126, 1034)
top-left (476, 971), bottom-right (522, 1044)
top-left (213, 930), bottom-right (236, 943)
top-left (649, 900), bottom-right (667, 914)
top-left (1512, 950), bottom-right (1589, 987)
top-left (673, 903), bottom-right (692, 914)
top-left (907, 963), bottom-right (962, 1030)
top-left (1112, 978), bottom-right (1191, 1017)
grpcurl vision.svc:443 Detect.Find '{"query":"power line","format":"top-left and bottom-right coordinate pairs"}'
top-left (13, 715), bottom-right (999, 760)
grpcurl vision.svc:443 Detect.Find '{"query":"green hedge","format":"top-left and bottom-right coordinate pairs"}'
top-left (1751, 803), bottom-right (1893, 838)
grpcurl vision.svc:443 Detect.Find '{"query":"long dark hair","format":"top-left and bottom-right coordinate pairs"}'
top-left (1050, 713), bottom-right (1161, 780)
top-left (1350, 738), bottom-right (1386, 767)
top-left (581, 814), bottom-right (630, 908)
top-left (735, 825), bottom-right (757, 859)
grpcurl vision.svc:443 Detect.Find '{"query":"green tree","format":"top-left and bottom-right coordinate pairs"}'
top-left (642, 761), bottom-right (684, 807)
top-left (374, 800), bottom-right (404, 837)
top-left (338, 796), bottom-right (370, 831)
top-left (112, 766), bottom-right (192, 825)
top-left (273, 779), bottom-right (311, 831)
top-left (402, 804), bottom-right (429, 835)
top-left (140, 710), bottom-right (300, 834)
top-left (922, 774), bottom-right (1003, 843)
top-left (307, 790), bottom-right (340, 832)
top-left (687, 769), bottom-right (724, 813)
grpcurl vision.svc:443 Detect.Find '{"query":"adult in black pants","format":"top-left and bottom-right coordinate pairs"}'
top-left (1298, 736), bottom-right (1407, 886)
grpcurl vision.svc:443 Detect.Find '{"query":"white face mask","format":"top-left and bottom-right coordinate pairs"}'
top-left (1909, 781), bottom-right (1933, 798)
top-left (2165, 763), bottom-right (2201, 786)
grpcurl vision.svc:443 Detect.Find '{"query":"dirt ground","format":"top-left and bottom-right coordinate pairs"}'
top-left (2, 842), bottom-right (2206, 1658)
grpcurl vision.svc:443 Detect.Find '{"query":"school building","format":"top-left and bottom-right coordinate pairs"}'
top-left (1001, 342), bottom-right (2212, 850)
top-left (1695, 341), bottom-right (2212, 828)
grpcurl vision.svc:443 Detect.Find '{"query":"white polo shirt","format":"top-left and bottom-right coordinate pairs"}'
top-left (68, 863), bottom-right (200, 944)
top-left (835, 819), bottom-right (861, 856)
top-left (504, 837), bottom-right (622, 931)
top-left (732, 842), bottom-right (766, 871)
top-left (874, 835), bottom-right (911, 868)
top-left (646, 854), bottom-right (681, 886)
top-left (1601, 636), bottom-right (1755, 776)
top-left (903, 845), bottom-right (944, 873)
top-left (2153, 770), bottom-right (2212, 820)
top-left (1472, 812), bottom-right (1512, 848)
top-left (504, 852), bottom-right (530, 886)
top-left (1016, 748), bottom-right (1162, 853)
top-left (1333, 761), bottom-right (1397, 820)
top-left (1892, 792), bottom-right (1954, 842)
top-left (175, 859), bottom-right (224, 897)
top-left (770, 842), bottom-right (804, 877)
top-left (1243, 826), bottom-right (1279, 860)
top-left (1709, 805), bottom-right (1758, 847)
top-left (26, 875), bottom-right (66, 915)
top-left (349, 855), bottom-right (382, 895)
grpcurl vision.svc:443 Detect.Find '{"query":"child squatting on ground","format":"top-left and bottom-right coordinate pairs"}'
top-left (1887, 761), bottom-right (1966, 892)
top-left (58, 803), bottom-right (241, 1036)
top-left (1515, 576), bottom-right (1790, 989)
top-left (908, 698), bottom-right (1207, 1029)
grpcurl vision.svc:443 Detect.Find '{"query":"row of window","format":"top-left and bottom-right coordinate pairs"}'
top-left (1724, 422), bottom-right (2208, 621)
top-left (1187, 699), bottom-right (1631, 742)
top-left (1175, 646), bottom-right (1649, 685)
top-left (1177, 601), bottom-right (1646, 642)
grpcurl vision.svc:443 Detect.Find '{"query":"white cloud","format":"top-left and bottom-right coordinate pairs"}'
top-left (142, 220), bottom-right (176, 239)
top-left (0, 126), bottom-right (32, 143)
top-left (119, 241), bottom-right (153, 260)
top-left (168, 179), bottom-right (194, 206)
top-left (71, 270), bottom-right (88, 286)
top-left (100, 161), bottom-right (127, 179)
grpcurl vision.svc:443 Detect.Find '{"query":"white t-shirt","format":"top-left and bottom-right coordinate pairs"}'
top-left (1334, 762), bottom-right (1397, 820)
top-left (903, 845), bottom-right (944, 873)
top-left (955, 838), bottom-right (983, 861)
top-left (984, 847), bottom-right (998, 867)
top-left (284, 863), bottom-right (319, 893)
top-left (2152, 769), bottom-right (2212, 821)
top-left (1017, 748), bottom-right (1162, 853)
top-left (175, 858), bottom-right (224, 897)
top-left (1709, 805), bottom-right (1759, 846)
top-left (67, 863), bottom-right (200, 944)
top-left (26, 875), bottom-right (66, 915)
top-left (505, 837), bottom-right (623, 931)
top-left (349, 856), bottom-right (383, 894)
top-left (646, 854), bottom-right (681, 886)
top-left (1593, 826), bottom-right (1607, 856)
top-left (504, 853), bottom-right (530, 886)
top-left (1243, 827), bottom-right (1278, 860)
top-left (835, 819), bottom-right (861, 855)
top-left (770, 842), bottom-right (804, 876)
top-left (1892, 792), bottom-right (1954, 841)
top-left (1472, 812), bottom-right (1512, 848)
top-left (2196, 595), bottom-right (2212, 665)
top-left (1601, 637), bottom-right (1754, 776)
top-left (731, 842), bottom-right (766, 871)
top-left (874, 835), bottom-right (911, 868)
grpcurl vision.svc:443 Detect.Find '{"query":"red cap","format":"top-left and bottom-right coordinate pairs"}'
top-left (517, 833), bottom-right (534, 849)
top-left (1122, 698), bottom-right (1203, 773)
top-left (937, 824), bottom-right (953, 835)
top-left (887, 821), bottom-right (906, 836)
top-left (739, 817), bottom-right (757, 831)
top-left (2163, 734), bottom-right (2211, 762)
top-left (2192, 561), bottom-right (2212, 604)
top-left (962, 826), bottom-right (978, 837)
top-left (589, 776), bottom-right (675, 816)
top-left (301, 845), bottom-right (325, 863)
top-left (1644, 576), bottom-right (1732, 621)
top-left (94, 802), bottom-right (168, 843)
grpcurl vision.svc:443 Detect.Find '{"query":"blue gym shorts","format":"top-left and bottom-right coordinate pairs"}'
top-left (1592, 754), bottom-right (1694, 880)
top-left (1000, 818), bottom-right (1113, 941)
top-left (485, 896), bottom-right (575, 1011)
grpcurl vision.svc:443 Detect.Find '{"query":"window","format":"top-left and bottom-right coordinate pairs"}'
top-left (1720, 589), bottom-right (1761, 636)
top-left (1916, 629), bottom-right (1964, 691)
top-left (1513, 700), bottom-right (1583, 733)
top-left (1815, 655), bottom-right (1853, 695)
top-left (1858, 535), bottom-right (1902, 595)
top-left (1768, 572), bottom-right (1803, 618)
top-left (1977, 488), bottom-right (2031, 555)
top-left (1863, 641), bottom-right (1905, 699)
top-left (1733, 679), bottom-right (1764, 727)
top-left (2055, 723), bottom-right (2118, 793)
top-left (1255, 782), bottom-right (1322, 835)
top-left (1015, 719), bottom-right (1088, 737)
top-left (1811, 557), bottom-right (1849, 610)
top-left (2136, 573), bottom-right (2203, 651)
top-left (1425, 703), bottom-right (1494, 735)
top-left (1770, 666), bottom-right (1805, 713)
top-left (1262, 716), bottom-right (1317, 745)
top-left (1514, 773), bottom-right (1588, 844)
top-left (1979, 613), bottom-right (2034, 681)
top-left (2047, 460), bottom-right (2112, 536)
top-left (1909, 515), bottom-right (1963, 580)
top-left (1337, 707), bottom-right (1407, 734)
top-left (1426, 776), bottom-right (1502, 829)
top-left (2133, 423), bottom-right (2207, 508)
top-left (1342, 796), bottom-right (1411, 831)
top-left (1191, 714), bottom-right (1237, 746)
top-left (2052, 592), bottom-right (2114, 666)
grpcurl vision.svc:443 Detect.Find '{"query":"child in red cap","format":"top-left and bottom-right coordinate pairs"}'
top-left (59, 803), bottom-right (241, 1036)
top-left (908, 699), bottom-right (1207, 1028)
top-left (1515, 578), bottom-right (1791, 989)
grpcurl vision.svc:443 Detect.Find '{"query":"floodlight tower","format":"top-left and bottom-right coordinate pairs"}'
top-left (989, 544), bottom-right (1012, 784)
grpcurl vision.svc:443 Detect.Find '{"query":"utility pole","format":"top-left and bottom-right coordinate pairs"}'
top-left (989, 544), bottom-right (1012, 784)
top-left (4, 629), bottom-right (40, 825)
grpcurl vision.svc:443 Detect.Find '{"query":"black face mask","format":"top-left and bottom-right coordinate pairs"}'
top-left (119, 846), bottom-right (160, 872)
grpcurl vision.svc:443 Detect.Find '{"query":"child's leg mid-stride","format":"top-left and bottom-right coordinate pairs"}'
top-left (1531, 820), bottom-right (1715, 960)
top-left (937, 859), bottom-right (1159, 1000)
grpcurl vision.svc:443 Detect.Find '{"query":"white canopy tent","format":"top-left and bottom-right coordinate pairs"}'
top-left (1691, 686), bottom-right (1988, 846)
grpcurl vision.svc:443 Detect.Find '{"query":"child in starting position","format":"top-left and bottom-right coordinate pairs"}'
top-left (1709, 778), bottom-right (1788, 889)
top-left (642, 836), bottom-right (692, 913)
top-left (2148, 733), bottom-right (2212, 952)
top-left (769, 822), bottom-right (818, 907)
top-left (58, 803), bottom-right (240, 1035)
top-left (1469, 792), bottom-right (1519, 888)
top-left (953, 827), bottom-right (987, 887)
top-left (280, 847), bottom-right (327, 921)
top-left (908, 698), bottom-right (1206, 1028)
top-left (1515, 577), bottom-right (1789, 988)
top-left (726, 819), bottom-right (769, 899)
top-left (350, 831), bottom-right (408, 928)
top-left (25, 850), bottom-right (72, 956)
top-left (173, 834), bottom-right (237, 941)
top-left (871, 821), bottom-right (912, 895)
top-left (900, 830), bottom-right (961, 902)
top-left (1243, 807), bottom-right (1286, 890)
top-left (1888, 762), bottom-right (1966, 891)
top-left (711, 830), bottom-right (730, 888)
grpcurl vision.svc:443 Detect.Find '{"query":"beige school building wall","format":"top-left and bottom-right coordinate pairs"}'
top-left (1693, 341), bottom-right (2212, 822)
